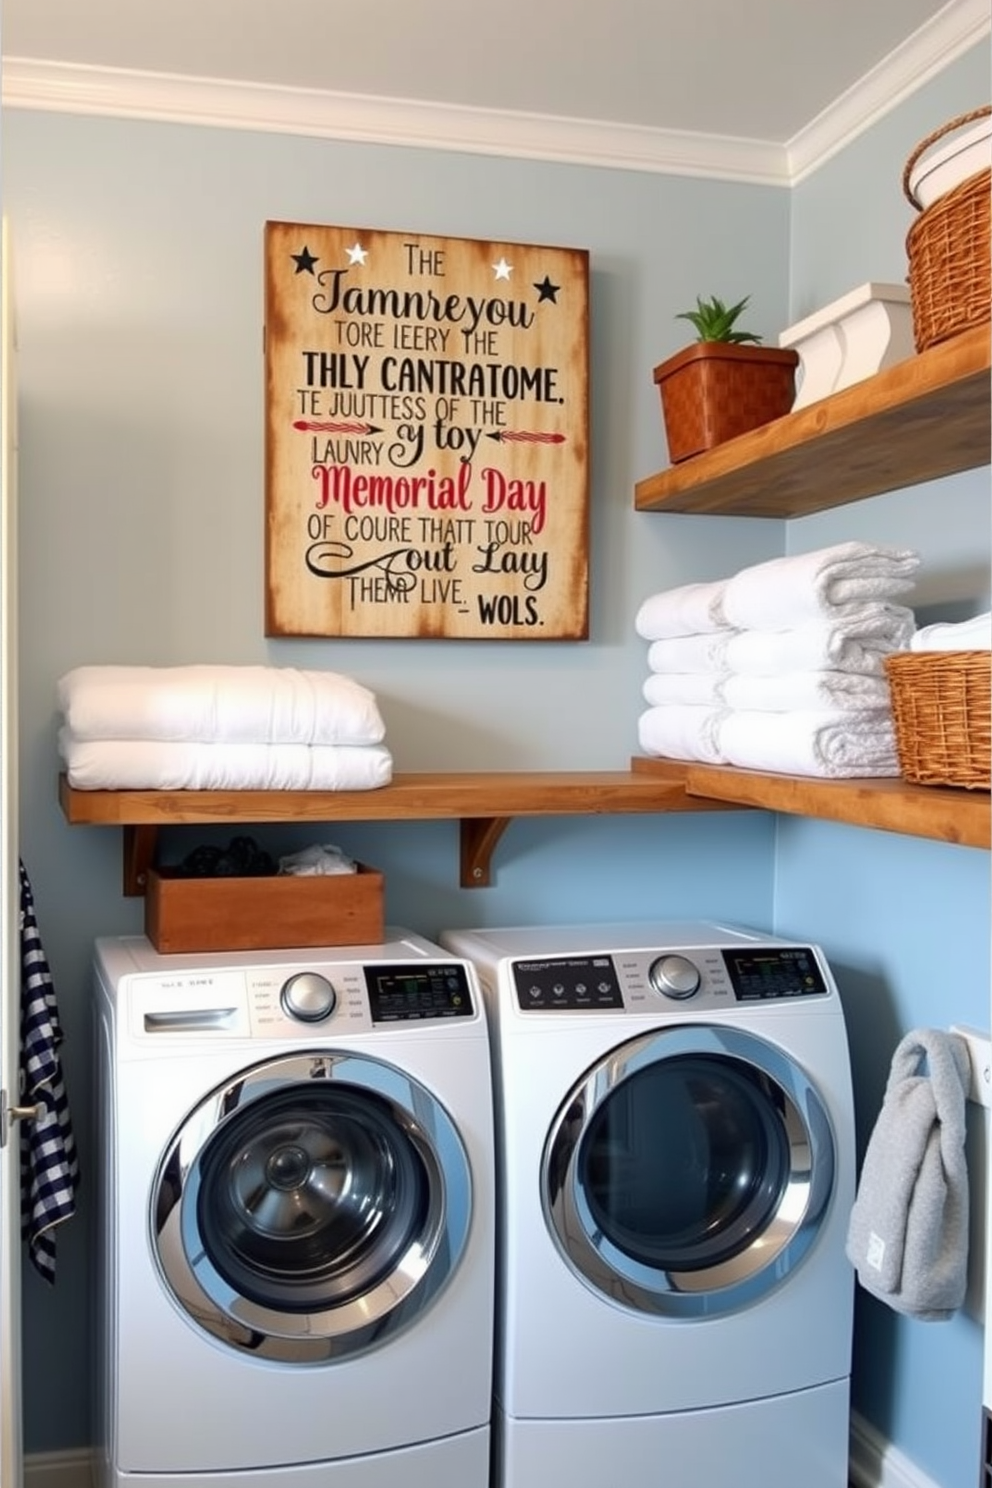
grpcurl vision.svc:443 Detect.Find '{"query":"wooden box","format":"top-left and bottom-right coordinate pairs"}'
top-left (144, 864), bottom-right (385, 954)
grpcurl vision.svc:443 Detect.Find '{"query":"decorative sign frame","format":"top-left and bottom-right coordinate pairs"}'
top-left (264, 221), bottom-right (589, 640)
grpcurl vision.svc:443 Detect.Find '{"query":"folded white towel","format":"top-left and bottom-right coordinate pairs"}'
top-left (721, 542), bottom-right (920, 632)
top-left (59, 733), bottom-right (393, 791)
top-left (717, 708), bottom-right (900, 778)
top-left (57, 665), bottom-right (386, 746)
top-left (910, 612), bottom-right (992, 652)
top-left (637, 706), bottom-right (728, 765)
top-left (724, 606), bottom-right (916, 676)
top-left (721, 670), bottom-right (891, 712)
top-left (646, 632), bottom-right (737, 675)
top-left (635, 580), bottom-right (729, 640)
top-left (642, 672), bottom-right (726, 707)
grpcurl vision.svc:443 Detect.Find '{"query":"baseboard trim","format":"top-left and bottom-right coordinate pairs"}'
top-left (24, 1448), bottom-right (94, 1488)
top-left (850, 1411), bottom-right (942, 1488)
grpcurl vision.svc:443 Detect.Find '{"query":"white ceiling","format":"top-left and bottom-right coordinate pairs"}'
top-left (1, 0), bottom-right (988, 181)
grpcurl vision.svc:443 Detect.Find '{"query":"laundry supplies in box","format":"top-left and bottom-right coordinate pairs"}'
top-left (144, 836), bottom-right (384, 953)
top-left (57, 664), bottom-right (393, 790)
top-left (634, 542), bottom-right (920, 778)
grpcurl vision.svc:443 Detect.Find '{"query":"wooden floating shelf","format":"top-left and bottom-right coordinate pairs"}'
top-left (59, 770), bottom-right (741, 894)
top-left (634, 324), bottom-right (991, 518)
top-left (631, 757), bottom-right (991, 850)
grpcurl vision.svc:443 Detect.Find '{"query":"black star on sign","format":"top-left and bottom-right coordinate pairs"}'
top-left (534, 276), bottom-right (560, 303)
top-left (292, 245), bottom-right (319, 275)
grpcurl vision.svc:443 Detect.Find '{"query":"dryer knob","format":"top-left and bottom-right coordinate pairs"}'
top-left (649, 954), bottom-right (701, 1000)
top-left (280, 972), bottom-right (337, 1022)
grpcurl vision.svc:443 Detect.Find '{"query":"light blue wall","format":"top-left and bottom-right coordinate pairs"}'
top-left (1, 39), bottom-right (988, 1484)
top-left (1, 107), bottom-right (784, 1453)
top-left (782, 46), bottom-right (991, 1488)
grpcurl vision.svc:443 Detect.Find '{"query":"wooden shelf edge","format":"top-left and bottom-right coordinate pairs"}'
top-left (60, 770), bottom-right (727, 825)
top-left (634, 324), bottom-right (991, 517)
top-left (631, 756), bottom-right (991, 849)
top-left (61, 770), bottom-right (740, 893)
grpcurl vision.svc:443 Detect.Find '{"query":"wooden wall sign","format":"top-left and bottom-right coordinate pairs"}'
top-left (264, 221), bottom-right (589, 639)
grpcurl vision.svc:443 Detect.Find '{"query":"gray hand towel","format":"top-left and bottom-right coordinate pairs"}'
top-left (845, 1028), bottom-right (970, 1321)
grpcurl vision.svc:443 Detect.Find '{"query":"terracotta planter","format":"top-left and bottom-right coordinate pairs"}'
top-left (653, 342), bottom-right (799, 463)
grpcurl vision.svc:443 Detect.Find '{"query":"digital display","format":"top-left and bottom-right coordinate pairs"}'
top-left (722, 947), bottom-right (828, 1002)
top-left (366, 963), bottom-right (475, 1022)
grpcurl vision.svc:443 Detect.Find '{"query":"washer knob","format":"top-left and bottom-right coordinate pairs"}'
top-left (280, 971), bottom-right (337, 1022)
top-left (649, 954), bottom-right (701, 1000)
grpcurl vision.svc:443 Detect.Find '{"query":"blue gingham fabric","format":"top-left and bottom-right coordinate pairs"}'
top-left (19, 861), bottom-right (79, 1283)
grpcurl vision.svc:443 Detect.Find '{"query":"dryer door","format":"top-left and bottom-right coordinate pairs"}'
top-left (543, 1024), bottom-right (835, 1317)
top-left (152, 1051), bottom-right (470, 1361)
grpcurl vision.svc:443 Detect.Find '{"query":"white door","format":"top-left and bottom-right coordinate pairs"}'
top-left (0, 216), bottom-right (24, 1488)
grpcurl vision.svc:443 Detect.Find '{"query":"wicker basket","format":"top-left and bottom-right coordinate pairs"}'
top-left (885, 650), bottom-right (991, 789)
top-left (903, 107), bottom-right (991, 352)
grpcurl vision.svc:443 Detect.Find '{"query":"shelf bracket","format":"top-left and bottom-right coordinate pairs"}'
top-left (123, 825), bottom-right (158, 897)
top-left (460, 816), bottom-right (511, 888)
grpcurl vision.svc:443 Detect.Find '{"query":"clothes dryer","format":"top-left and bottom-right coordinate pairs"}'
top-left (92, 931), bottom-right (495, 1488)
top-left (441, 920), bottom-right (855, 1488)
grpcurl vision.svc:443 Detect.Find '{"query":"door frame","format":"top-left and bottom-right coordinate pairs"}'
top-left (0, 214), bottom-right (23, 1488)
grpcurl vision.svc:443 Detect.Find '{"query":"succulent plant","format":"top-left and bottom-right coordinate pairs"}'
top-left (676, 294), bottom-right (763, 345)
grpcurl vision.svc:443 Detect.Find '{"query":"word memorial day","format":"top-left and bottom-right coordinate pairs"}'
top-left (264, 221), bottom-right (590, 639)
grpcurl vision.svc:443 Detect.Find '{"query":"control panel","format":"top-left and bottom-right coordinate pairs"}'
top-left (130, 959), bottom-right (476, 1038)
top-left (511, 944), bottom-right (828, 1013)
top-left (364, 963), bottom-right (475, 1023)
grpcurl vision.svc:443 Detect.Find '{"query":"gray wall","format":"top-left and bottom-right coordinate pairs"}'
top-left (1, 39), bottom-right (989, 1486)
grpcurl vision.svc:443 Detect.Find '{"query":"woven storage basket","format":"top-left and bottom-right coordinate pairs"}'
top-left (885, 650), bottom-right (991, 789)
top-left (903, 106), bottom-right (991, 352)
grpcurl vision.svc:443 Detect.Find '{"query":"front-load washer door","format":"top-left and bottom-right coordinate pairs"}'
top-left (543, 1024), bottom-right (835, 1318)
top-left (152, 1051), bottom-right (471, 1361)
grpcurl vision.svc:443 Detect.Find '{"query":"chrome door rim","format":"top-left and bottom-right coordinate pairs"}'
top-left (542, 1024), bottom-right (835, 1318)
top-left (152, 1051), bottom-right (471, 1361)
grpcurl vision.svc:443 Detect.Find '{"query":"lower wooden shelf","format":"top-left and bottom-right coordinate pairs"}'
top-left (631, 757), bottom-right (991, 849)
top-left (58, 770), bottom-right (741, 893)
top-left (62, 757), bottom-right (983, 899)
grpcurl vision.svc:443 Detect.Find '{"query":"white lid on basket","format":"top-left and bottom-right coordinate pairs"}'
top-left (907, 115), bottom-right (991, 211)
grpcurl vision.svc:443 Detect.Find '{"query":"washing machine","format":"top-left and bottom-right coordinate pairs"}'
top-left (440, 920), bottom-right (855, 1488)
top-left (92, 930), bottom-right (496, 1488)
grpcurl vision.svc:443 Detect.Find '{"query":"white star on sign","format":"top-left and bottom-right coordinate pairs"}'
top-left (346, 243), bottom-right (368, 265)
top-left (492, 257), bottom-right (513, 280)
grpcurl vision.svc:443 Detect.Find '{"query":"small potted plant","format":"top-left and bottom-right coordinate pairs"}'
top-left (653, 295), bottom-right (799, 464)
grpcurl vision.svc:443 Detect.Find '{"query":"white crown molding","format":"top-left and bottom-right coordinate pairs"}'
top-left (1, 0), bottom-right (986, 188)
top-left (0, 57), bottom-right (789, 186)
top-left (788, 0), bottom-right (991, 183)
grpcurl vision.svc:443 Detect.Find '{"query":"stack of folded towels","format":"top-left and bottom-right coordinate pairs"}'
top-left (57, 665), bottom-right (393, 790)
top-left (635, 541), bottom-right (921, 778)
